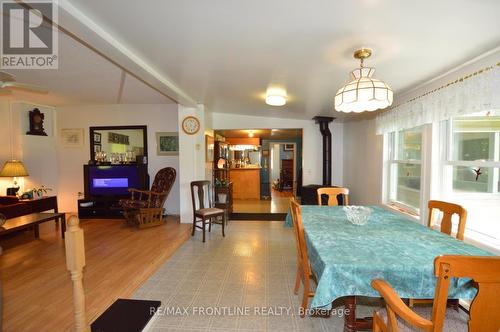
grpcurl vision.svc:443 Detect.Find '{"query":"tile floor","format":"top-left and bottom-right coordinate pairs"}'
top-left (133, 221), bottom-right (380, 331)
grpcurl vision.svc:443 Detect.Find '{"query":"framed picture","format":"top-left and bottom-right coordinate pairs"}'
top-left (93, 132), bottom-right (101, 143)
top-left (262, 150), bottom-right (269, 157)
top-left (94, 144), bottom-right (102, 153)
top-left (206, 135), bottom-right (214, 162)
top-left (61, 128), bottom-right (84, 147)
top-left (156, 132), bottom-right (179, 156)
top-left (108, 132), bottom-right (129, 145)
top-left (284, 144), bottom-right (294, 151)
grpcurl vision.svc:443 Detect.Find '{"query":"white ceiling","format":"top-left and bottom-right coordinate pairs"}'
top-left (4, 1), bottom-right (500, 118)
top-left (2, 30), bottom-right (174, 105)
top-left (62, 0), bottom-right (500, 120)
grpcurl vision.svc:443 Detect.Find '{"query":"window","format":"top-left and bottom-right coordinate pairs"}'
top-left (387, 127), bottom-right (423, 213)
top-left (442, 114), bottom-right (500, 242)
top-left (446, 116), bottom-right (500, 194)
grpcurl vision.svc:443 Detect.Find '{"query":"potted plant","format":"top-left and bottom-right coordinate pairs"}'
top-left (31, 185), bottom-right (52, 199)
top-left (214, 179), bottom-right (228, 203)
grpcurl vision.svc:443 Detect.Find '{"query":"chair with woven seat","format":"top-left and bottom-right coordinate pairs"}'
top-left (316, 187), bottom-right (349, 206)
top-left (191, 180), bottom-right (225, 243)
top-left (290, 197), bottom-right (316, 317)
top-left (372, 255), bottom-right (500, 332)
top-left (120, 167), bottom-right (176, 228)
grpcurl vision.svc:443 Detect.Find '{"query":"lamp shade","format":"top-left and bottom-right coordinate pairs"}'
top-left (0, 160), bottom-right (29, 177)
top-left (335, 67), bottom-right (393, 113)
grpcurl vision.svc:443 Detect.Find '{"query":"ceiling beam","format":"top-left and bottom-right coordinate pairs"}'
top-left (57, 0), bottom-right (198, 107)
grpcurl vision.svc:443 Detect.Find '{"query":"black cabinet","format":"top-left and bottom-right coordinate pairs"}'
top-left (77, 198), bottom-right (124, 219)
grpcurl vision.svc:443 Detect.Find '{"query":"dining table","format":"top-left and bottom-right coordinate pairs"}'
top-left (284, 205), bottom-right (494, 331)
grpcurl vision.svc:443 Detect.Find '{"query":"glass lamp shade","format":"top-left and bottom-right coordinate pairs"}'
top-left (0, 160), bottom-right (29, 177)
top-left (335, 67), bottom-right (393, 113)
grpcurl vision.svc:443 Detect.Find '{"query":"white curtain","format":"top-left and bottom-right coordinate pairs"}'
top-left (375, 65), bottom-right (500, 135)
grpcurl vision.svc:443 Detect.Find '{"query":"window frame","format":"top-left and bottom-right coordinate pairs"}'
top-left (386, 127), bottom-right (424, 215)
top-left (442, 118), bottom-right (500, 198)
top-left (439, 116), bottom-right (500, 246)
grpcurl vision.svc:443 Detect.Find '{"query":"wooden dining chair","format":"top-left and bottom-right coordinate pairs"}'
top-left (427, 200), bottom-right (467, 241)
top-left (316, 187), bottom-right (349, 206)
top-left (190, 180), bottom-right (225, 243)
top-left (372, 255), bottom-right (500, 332)
top-left (409, 200), bottom-right (469, 307)
top-left (290, 198), bottom-right (316, 317)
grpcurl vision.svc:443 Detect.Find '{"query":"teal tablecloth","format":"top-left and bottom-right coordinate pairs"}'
top-left (285, 205), bottom-right (493, 309)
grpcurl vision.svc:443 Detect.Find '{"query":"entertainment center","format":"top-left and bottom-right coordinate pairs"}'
top-left (77, 125), bottom-right (151, 219)
top-left (78, 164), bottom-right (149, 219)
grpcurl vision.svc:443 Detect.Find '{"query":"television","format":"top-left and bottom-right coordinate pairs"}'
top-left (84, 165), bottom-right (149, 198)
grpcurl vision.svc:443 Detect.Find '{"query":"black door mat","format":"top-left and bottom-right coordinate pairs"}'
top-left (91, 299), bottom-right (161, 332)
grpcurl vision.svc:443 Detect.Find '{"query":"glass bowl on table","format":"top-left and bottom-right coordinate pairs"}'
top-left (343, 206), bottom-right (372, 225)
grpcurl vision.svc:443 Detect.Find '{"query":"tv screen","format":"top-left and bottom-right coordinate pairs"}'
top-left (88, 166), bottom-right (140, 196)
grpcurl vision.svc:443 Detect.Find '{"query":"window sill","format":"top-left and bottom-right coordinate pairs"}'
top-left (462, 230), bottom-right (500, 255)
top-left (383, 203), bottom-right (420, 222)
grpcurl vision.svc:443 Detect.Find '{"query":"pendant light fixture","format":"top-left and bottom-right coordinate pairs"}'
top-left (334, 48), bottom-right (393, 113)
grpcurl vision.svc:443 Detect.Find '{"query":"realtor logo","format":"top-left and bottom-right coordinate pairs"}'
top-left (1, 0), bottom-right (58, 69)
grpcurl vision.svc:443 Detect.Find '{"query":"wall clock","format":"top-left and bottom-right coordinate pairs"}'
top-left (182, 116), bottom-right (200, 135)
top-left (26, 108), bottom-right (47, 136)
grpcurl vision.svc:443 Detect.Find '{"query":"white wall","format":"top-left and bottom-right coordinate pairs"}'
top-left (0, 100), bottom-right (13, 193)
top-left (57, 104), bottom-right (180, 214)
top-left (210, 112), bottom-right (344, 187)
top-left (271, 144), bottom-right (280, 182)
top-left (0, 100), bottom-right (58, 196)
top-left (342, 119), bottom-right (384, 205)
top-left (178, 104), bottom-right (207, 223)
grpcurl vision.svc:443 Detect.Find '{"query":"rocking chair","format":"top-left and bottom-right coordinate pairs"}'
top-left (119, 167), bottom-right (176, 228)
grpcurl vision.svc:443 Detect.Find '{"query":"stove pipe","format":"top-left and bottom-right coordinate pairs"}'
top-left (313, 116), bottom-right (335, 186)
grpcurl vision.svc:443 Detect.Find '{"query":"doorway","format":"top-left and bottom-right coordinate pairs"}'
top-left (269, 142), bottom-right (296, 212)
top-left (212, 129), bottom-right (302, 218)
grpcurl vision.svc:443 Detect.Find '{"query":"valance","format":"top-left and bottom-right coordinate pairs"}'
top-left (375, 64), bottom-right (500, 135)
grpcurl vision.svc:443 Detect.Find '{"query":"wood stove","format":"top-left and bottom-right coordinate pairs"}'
top-left (300, 116), bottom-right (343, 205)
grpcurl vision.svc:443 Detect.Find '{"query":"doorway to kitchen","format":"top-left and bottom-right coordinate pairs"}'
top-left (212, 129), bottom-right (302, 219)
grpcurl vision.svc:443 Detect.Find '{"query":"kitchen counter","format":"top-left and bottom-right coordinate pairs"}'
top-left (230, 168), bottom-right (261, 199)
top-left (230, 166), bottom-right (262, 170)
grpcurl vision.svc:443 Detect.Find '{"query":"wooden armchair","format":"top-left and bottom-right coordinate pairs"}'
top-left (120, 167), bottom-right (176, 228)
top-left (372, 255), bottom-right (500, 332)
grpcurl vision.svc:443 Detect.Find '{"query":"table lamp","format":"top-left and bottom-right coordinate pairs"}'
top-left (0, 160), bottom-right (29, 196)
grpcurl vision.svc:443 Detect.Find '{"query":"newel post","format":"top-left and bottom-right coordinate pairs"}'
top-left (65, 215), bottom-right (88, 332)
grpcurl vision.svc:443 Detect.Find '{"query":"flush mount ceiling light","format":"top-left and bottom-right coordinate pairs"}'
top-left (265, 87), bottom-right (287, 106)
top-left (334, 48), bottom-right (393, 113)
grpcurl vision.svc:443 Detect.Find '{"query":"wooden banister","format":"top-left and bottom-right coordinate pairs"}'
top-left (64, 215), bottom-right (88, 331)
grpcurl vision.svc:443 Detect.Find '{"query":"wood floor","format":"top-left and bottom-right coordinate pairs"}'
top-left (0, 216), bottom-right (191, 332)
top-left (271, 188), bottom-right (293, 198)
top-left (233, 197), bottom-right (291, 213)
